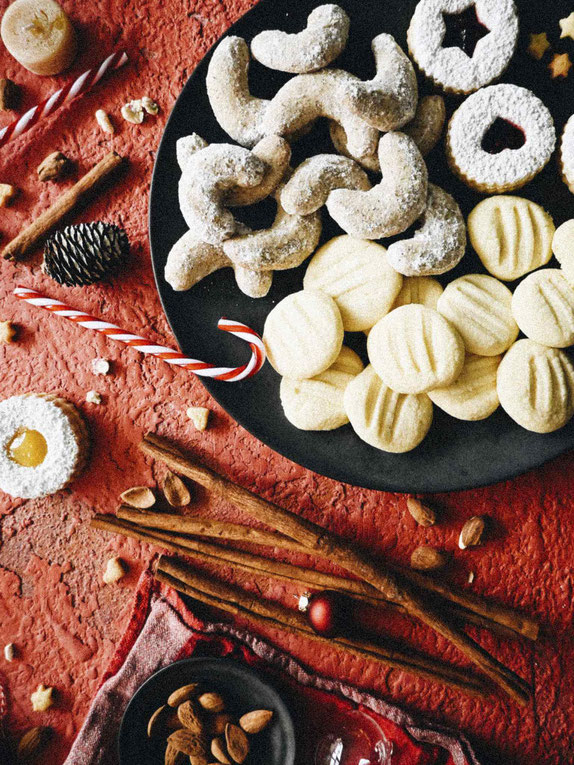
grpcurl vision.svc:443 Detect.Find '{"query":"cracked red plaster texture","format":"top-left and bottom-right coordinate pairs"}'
top-left (0, 0), bottom-right (573, 763)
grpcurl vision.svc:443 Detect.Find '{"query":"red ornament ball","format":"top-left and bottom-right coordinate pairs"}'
top-left (306, 591), bottom-right (346, 637)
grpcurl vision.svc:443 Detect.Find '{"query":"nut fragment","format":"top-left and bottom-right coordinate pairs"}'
top-left (225, 723), bottom-right (249, 764)
top-left (410, 546), bottom-right (449, 571)
top-left (198, 692), bottom-right (225, 713)
top-left (0, 183), bottom-right (17, 207)
top-left (0, 321), bottom-right (17, 344)
top-left (211, 736), bottom-right (231, 764)
top-left (4, 642), bottom-right (15, 661)
top-left (148, 705), bottom-right (172, 738)
top-left (187, 406), bottom-right (210, 432)
top-left (167, 728), bottom-right (207, 757)
top-left (37, 151), bottom-right (73, 182)
top-left (102, 556), bottom-right (127, 584)
top-left (167, 683), bottom-right (201, 707)
top-left (85, 390), bottom-right (102, 405)
top-left (165, 743), bottom-right (186, 765)
top-left (121, 99), bottom-right (145, 124)
top-left (120, 486), bottom-right (156, 509)
top-left (210, 713), bottom-right (232, 736)
top-left (239, 709), bottom-right (273, 734)
top-left (30, 684), bottom-right (54, 712)
top-left (163, 470), bottom-right (191, 507)
top-left (177, 699), bottom-right (204, 734)
top-left (17, 726), bottom-right (52, 762)
top-left (0, 77), bottom-right (20, 110)
top-left (459, 516), bottom-right (486, 549)
top-left (95, 109), bottom-right (115, 134)
top-left (141, 96), bottom-right (159, 115)
top-left (406, 497), bottom-right (436, 527)
top-left (92, 358), bottom-right (111, 375)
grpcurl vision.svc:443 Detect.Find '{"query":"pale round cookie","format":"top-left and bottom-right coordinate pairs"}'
top-left (552, 219), bottom-right (574, 286)
top-left (437, 274), bottom-right (518, 356)
top-left (303, 235), bottom-right (403, 332)
top-left (344, 365), bottom-right (433, 452)
top-left (468, 196), bottom-right (554, 281)
top-left (280, 346), bottom-right (363, 431)
top-left (511, 269), bottom-right (574, 348)
top-left (263, 290), bottom-right (343, 379)
top-left (392, 276), bottom-right (444, 310)
top-left (497, 339), bottom-right (574, 433)
top-left (428, 354), bottom-right (501, 421)
top-left (367, 305), bottom-right (465, 393)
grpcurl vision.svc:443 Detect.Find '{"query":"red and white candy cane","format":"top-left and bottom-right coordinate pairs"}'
top-left (0, 51), bottom-right (128, 149)
top-left (14, 286), bottom-right (266, 382)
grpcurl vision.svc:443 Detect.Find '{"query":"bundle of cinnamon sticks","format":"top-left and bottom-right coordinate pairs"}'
top-left (91, 432), bottom-right (537, 705)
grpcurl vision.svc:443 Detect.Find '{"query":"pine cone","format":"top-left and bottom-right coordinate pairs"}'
top-left (43, 222), bottom-right (130, 286)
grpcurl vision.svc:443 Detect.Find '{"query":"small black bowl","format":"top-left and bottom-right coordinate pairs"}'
top-left (118, 657), bottom-right (296, 764)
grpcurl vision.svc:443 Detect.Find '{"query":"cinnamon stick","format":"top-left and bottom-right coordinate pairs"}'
top-left (155, 556), bottom-right (489, 698)
top-left (2, 152), bottom-right (125, 261)
top-left (140, 433), bottom-right (532, 705)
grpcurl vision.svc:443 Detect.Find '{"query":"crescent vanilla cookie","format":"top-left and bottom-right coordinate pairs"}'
top-left (511, 269), bottom-right (574, 348)
top-left (497, 339), bottom-right (574, 433)
top-left (303, 235), bottom-right (403, 332)
top-left (344, 365), bottom-right (433, 453)
top-left (437, 274), bottom-right (518, 356)
top-left (280, 346), bottom-right (363, 431)
top-left (263, 290), bottom-right (344, 379)
top-left (428, 354), bottom-right (501, 421)
top-left (367, 304), bottom-right (465, 394)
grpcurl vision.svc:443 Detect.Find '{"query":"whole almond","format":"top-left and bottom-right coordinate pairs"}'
top-left (189, 757), bottom-right (209, 765)
top-left (459, 516), bottom-right (486, 549)
top-left (198, 692), bottom-right (225, 713)
top-left (410, 546), bottom-right (449, 571)
top-left (17, 726), bottom-right (52, 762)
top-left (165, 743), bottom-right (186, 765)
top-left (225, 723), bottom-right (249, 764)
top-left (406, 497), bottom-right (436, 527)
top-left (177, 700), bottom-right (204, 734)
top-left (239, 709), bottom-right (273, 734)
top-left (163, 471), bottom-right (191, 507)
top-left (210, 713), bottom-right (233, 736)
top-left (168, 729), bottom-right (207, 757)
top-left (120, 486), bottom-right (156, 508)
top-left (211, 736), bottom-right (231, 764)
top-left (168, 683), bottom-right (201, 707)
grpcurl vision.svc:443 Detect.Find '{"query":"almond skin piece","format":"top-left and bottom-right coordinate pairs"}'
top-left (210, 713), bottom-right (233, 736)
top-left (177, 700), bottom-right (204, 734)
top-left (120, 486), bottom-right (156, 508)
top-left (167, 683), bottom-right (201, 707)
top-left (167, 729), bottom-right (207, 757)
top-left (17, 726), bottom-right (52, 763)
top-left (163, 470), bottom-right (191, 507)
top-left (406, 497), bottom-right (436, 527)
top-left (225, 723), bottom-right (249, 764)
top-left (459, 516), bottom-right (486, 549)
top-left (148, 704), bottom-right (171, 738)
top-left (410, 546), bottom-right (449, 571)
top-left (211, 736), bottom-right (231, 764)
top-left (239, 709), bottom-right (274, 734)
top-left (198, 692), bottom-right (225, 713)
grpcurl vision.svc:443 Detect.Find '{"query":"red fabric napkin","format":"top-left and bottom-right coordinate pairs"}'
top-left (63, 569), bottom-right (482, 765)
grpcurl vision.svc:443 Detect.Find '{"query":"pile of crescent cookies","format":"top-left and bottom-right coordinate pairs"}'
top-left (165, 0), bottom-right (574, 453)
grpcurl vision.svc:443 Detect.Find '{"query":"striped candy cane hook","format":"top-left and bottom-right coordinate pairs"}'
top-left (14, 286), bottom-right (266, 382)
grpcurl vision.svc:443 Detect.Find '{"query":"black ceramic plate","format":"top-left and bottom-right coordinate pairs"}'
top-left (149, 0), bottom-right (574, 493)
top-left (118, 657), bottom-right (296, 764)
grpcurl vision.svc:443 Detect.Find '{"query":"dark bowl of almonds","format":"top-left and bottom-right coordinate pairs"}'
top-left (118, 657), bottom-right (296, 765)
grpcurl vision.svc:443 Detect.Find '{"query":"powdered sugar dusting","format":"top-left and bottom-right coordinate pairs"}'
top-left (407, 0), bottom-right (518, 93)
top-left (560, 115), bottom-right (574, 193)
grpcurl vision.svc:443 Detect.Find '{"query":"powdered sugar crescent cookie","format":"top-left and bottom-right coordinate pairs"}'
top-left (251, 4), bottom-right (350, 74)
top-left (446, 85), bottom-right (556, 193)
top-left (511, 269), bottom-right (574, 349)
top-left (552, 219), bottom-right (574, 286)
top-left (326, 132), bottom-right (428, 240)
top-left (497, 339), bottom-right (574, 433)
top-left (428, 354), bottom-right (501, 421)
top-left (368, 305), bottom-right (465, 394)
top-left (280, 155), bottom-right (370, 216)
top-left (560, 115), bottom-right (574, 194)
top-left (263, 69), bottom-right (380, 162)
top-left (343, 33), bottom-right (418, 131)
top-left (407, 0), bottom-right (518, 94)
top-left (392, 276), bottom-right (444, 310)
top-left (344, 365), bottom-right (433, 453)
top-left (280, 346), bottom-right (363, 431)
top-left (263, 290), bottom-right (344, 378)
top-left (437, 274), bottom-right (518, 356)
top-left (303, 235), bottom-right (403, 331)
top-left (206, 36), bottom-right (269, 147)
top-left (468, 196), bottom-right (554, 281)
top-left (386, 183), bottom-right (466, 276)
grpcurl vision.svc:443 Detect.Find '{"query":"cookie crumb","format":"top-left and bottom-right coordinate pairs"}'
top-left (91, 358), bottom-right (111, 375)
top-left (121, 100), bottom-right (144, 124)
top-left (95, 109), bottom-right (114, 134)
top-left (0, 321), bottom-right (17, 343)
top-left (187, 406), bottom-right (210, 431)
top-left (103, 557), bottom-right (127, 584)
top-left (0, 183), bottom-right (17, 207)
top-left (31, 684), bottom-right (54, 712)
top-left (141, 96), bottom-right (159, 115)
top-left (86, 390), bottom-right (102, 405)
top-left (4, 643), bottom-right (15, 662)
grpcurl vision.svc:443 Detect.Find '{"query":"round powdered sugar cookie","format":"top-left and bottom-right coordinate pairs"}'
top-left (446, 85), bottom-right (556, 193)
top-left (344, 365), bottom-right (433, 452)
top-left (511, 269), bottom-right (574, 348)
top-left (497, 339), bottom-right (574, 433)
top-left (468, 196), bottom-right (554, 281)
top-left (368, 305), bottom-right (465, 393)
top-left (303, 235), bottom-right (403, 331)
top-left (560, 115), bottom-right (574, 194)
top-left (437, 274), bottom-right (518, 356)
top-left (407, 0), bottom-right (518, 94)
top-left (263, 290), bottom-right (343, 379)
top-left (280, 346), bottom-right (363, 431)
top-left (428, 354), bottom-right (501, 421)
top-left (392, 276), bottom-right (444, 311)
top-left (552, 219), bottom-right (574, 286)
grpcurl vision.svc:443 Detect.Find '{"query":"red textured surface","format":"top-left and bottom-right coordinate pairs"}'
top-left (0, 1), bottom-right (573, 763)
